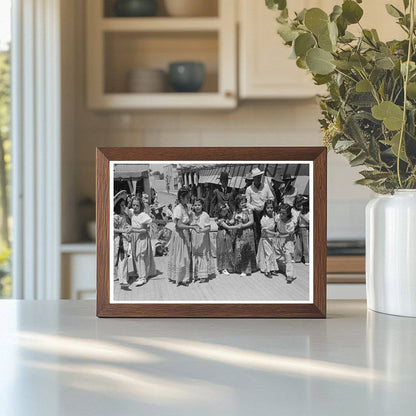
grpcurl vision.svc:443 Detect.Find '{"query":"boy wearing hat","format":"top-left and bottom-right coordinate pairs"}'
top-left (211, 171), bottom-right (236, 217)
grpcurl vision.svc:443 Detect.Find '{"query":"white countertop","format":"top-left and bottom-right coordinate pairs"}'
top-left (0, 300), bottom-right (415, 415)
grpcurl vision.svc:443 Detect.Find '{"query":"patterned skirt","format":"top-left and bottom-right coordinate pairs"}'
top-left (192, 231), bottom-right (216, 280)
top-left (167, 229), bottom-right (192, 284)
top-left (234, 228), bottom-right (257, 274)
top-left (216, 229), bottom-right (234, 272)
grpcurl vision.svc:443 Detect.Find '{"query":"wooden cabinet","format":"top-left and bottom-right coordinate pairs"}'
top-left (86, 0), bottom-right (237, 109)
top-left (238, 0), bottom-right (404, 99)
top-left (239, 0), bottom-right (326, 99)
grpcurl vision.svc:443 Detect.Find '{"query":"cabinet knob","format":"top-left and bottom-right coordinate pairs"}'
top-left (225, 91), bottom-right (234, 98)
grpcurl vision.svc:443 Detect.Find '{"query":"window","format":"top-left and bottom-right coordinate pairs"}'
top-left (0, 0), bottom-right (11, 298)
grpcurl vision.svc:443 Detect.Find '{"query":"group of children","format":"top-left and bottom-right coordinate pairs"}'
top-left (113, 185), bottom-right (310, 290)
top-left (113, 191), bottom-right (156, 289)
top-left (216, 195), bottom-right (309, 283)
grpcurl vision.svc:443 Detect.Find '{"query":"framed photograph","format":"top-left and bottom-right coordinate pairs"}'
top-left (96, 147), bottom-right (327, 318)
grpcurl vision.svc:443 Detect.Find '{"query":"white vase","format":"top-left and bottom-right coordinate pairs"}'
top-left (366, 190), bottom-right (416, 317)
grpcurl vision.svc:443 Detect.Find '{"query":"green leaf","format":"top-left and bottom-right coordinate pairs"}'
top-left (313, 74), bottom-right (332, 85)
top-left (304, 8), bottom-right (329, 35)
top-left (359, 170), bottom-right (391, 180)
top-left (375, 56), bottom-right (395, 70)
top-left (336, 15), bottom-right (348, 36)
top-left (403, 0), bottom-right (410, 9)
top-left (294, 33), bottom-right (315, 57)
top-left (407, 82), bottom-right (416, 99)
top-left (350, 152), bottom-right (368, 167)
top-left (372, 101), bottom-right (404, 130)
top-left (382, 132), bottom-right (409, 162)
top-left (306, 48), bottom-right (335, 75)
top-left (371, 29), bottom-right (380, 42)
top-left (356, 79), bottom-right (372, 92)
top-left (355, 178), bottom-right (377, 185)
top-left (277, 23), bottom-right (299, 42)
top-left (330, 5), bottom-right (343, 22)
top-left (350, 53), bottom-right (368, 69)
top-left (385, 4), bottom-right (404, 18)
top-left (266, 0), bottom-right (287, 11)
top-left (296, 57), bottom-right (307, 69)
top-left (342, 0), bottom-right (363, 24)
top-left (318, 32), bottom-right (333, 52)
top-left (334, 139), bottom-right (356, 152)
top-left (333, 59), bottom-right (353, 70)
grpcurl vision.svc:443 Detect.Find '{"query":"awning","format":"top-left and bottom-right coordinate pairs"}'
top-left (114, 164), bottom-right (150, 180)
top-left (178, 164), bottom-right (310, 193)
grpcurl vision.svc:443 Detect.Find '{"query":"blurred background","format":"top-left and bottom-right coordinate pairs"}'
top-left (0, 0), bottom-right (405, 300)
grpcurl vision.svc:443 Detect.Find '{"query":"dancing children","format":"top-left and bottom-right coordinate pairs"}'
top-left (216, 203), bottom-right (237, 275)
top-left (298, 200), bottom-right (310, 265)
top-left (275, 203), bottom-right (297, 284)
top-left (113, 192), bottom-right (131, 288)
top-left (129, 197), bottom-right (156, 287)
top-left (191, 198), bottom-right (215, 283)
top-left (167, 187), bottom-right (199, 286)
top-left (233, 194), bottom-right (257, 277)
top-left (256, 199), bottom-right (279, 278)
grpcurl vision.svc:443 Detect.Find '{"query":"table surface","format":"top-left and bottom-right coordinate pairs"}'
top-left (0, 300), bottom-right (415, 416)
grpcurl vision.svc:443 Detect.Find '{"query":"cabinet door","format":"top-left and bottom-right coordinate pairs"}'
top-left (239, 0), bottom-right (403, 99)
top-left (239, 0), bottom-right (323, 99)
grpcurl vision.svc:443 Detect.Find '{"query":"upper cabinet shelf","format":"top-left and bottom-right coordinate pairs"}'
top-left (86, 0), bottom-right (237, 110)
top-left (100, 17), bottom-right (221, 32)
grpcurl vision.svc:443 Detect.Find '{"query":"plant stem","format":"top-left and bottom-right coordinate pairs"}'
top-left (397, 0), bottom-right (415, 188)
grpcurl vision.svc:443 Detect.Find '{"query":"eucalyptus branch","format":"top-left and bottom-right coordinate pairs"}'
top-left (397, 0), bottom-right (415, 187)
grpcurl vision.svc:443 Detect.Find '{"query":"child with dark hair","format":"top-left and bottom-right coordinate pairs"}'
top-left (128, 197), bottom-right (156, 287)
top-left (275, 203), bottom-right (297, 284)
top-left (298, 199), bottom-right (310, 265)
top-left (256, 200), bottom-right (278, 278)
top-left (167, 187), bottom-right (199, 286)
top-left (233, 194), bottom-right (257, 277)
top-left (216, 203), bottom-right (237, 275)
top-left (292, 195), bottom-right (304, 263)
top-left (191, 198), bottom-right (215, 283)
top-left (113, 194), bottom-right (131, 288)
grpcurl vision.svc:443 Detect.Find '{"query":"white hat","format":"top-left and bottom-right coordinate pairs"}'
top-left (251, 167), bottom-right (264, 177)
top-left (114, 190), bottom-right (127, 205)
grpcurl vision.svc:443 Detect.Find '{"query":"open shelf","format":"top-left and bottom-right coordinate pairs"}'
top-left (103, 0), bottom-right (219, 18)
top-left (104, 31), bottom-right (219, 94)
top-left (86, 0), bottom-right (236, 109)
top-left (101, 17), bottom-right (221, 32)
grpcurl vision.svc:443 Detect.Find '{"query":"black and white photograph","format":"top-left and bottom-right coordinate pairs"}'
top-left (110, 161), bottom-right (313, 303)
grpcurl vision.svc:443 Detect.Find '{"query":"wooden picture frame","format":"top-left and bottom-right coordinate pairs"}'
top-left (97, 147), bottom-right (327, 318)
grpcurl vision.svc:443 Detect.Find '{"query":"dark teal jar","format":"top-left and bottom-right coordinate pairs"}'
top-left (169, 62), bottom-right (205, 93)
top-left (114, 0), bottom-right (158, 17)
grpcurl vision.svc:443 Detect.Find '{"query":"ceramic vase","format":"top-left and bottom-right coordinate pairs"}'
top-left (366, 190), bottom-right (416, 317)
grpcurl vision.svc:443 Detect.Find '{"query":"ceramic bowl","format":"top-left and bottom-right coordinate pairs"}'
top-left (114, 0), bottom-right (158, 17)
top-left (168, 62), bottom-right (205, 93)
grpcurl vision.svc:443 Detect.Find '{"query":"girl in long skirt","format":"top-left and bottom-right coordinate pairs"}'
top-left (191, 198), bottom-right (215, 283)
top-left (216, 204), bottom-right (237, 275)
top-left (233, 194), bottom-right (257, 276)
top-left (129, 197), bottom-right (156, 286)
top-left (167, 187), bottom-right (199, 286)
top-left (114, 194), bottom-right (131, 288)
top-left (256, 200), bottom-right (279, 278)
top-left (292, 195), bottom-right (304, 263)
top-left (298, 200), bottom-right (310, 265)
top-left (275, 203), bottom-right (297, 284)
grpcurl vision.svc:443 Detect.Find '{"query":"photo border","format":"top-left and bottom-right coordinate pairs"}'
top-left (97, 147), bottom-right (327, 317)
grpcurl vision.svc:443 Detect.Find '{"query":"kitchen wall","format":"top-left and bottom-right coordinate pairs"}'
top-left (61, 0), bottom-right (374, 243)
